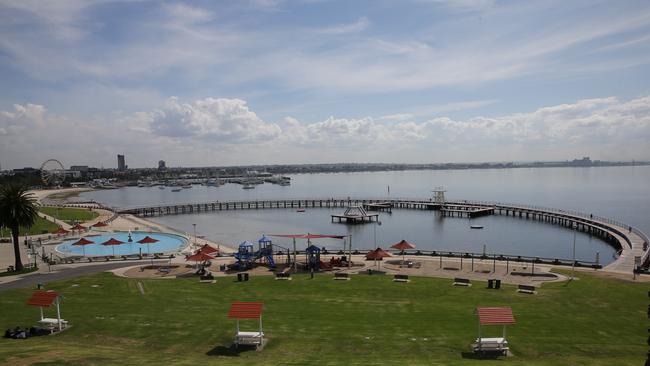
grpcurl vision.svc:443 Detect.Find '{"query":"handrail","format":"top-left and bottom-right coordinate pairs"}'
top-left (265, 248), bottom-right (602, 268)
top-left (114, 196), bottom-right (649, 267)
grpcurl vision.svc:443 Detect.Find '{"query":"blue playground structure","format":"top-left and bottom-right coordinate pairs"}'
top-left (233, 236), bottom-right (276, 270)
top-left (305, 244), bottom-right (321, 270)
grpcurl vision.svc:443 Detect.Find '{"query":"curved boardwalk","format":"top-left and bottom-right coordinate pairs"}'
top-left (118, 197), bottom-right (649, 275)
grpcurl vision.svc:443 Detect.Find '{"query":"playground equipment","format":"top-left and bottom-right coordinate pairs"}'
top-left (305, 245), bottom-right (320, 270)
top-left (233, 238), bottom-right (276, 270)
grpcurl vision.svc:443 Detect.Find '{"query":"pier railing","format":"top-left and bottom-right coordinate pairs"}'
top-left (116, 196), bottom-right (649, 267)
top-left (264, 248), bottom-right (602, 269)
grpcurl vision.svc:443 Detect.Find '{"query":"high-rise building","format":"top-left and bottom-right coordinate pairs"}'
top-left (158, 160), bottom-right (166, 170)
top-left (117, 154), bottom-right (126, 171)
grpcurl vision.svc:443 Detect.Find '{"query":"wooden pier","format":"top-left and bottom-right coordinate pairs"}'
top-left (441, 204), bottom-right (494, 218)
top-left (331, 206), bottom-right (380, 224)
top-left (117, 197), bottom-right (649, 274)
top-left (363, 202), bottom-right (393, 213)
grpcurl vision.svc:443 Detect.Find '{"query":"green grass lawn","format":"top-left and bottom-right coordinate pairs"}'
top-left (39, 207), bottom-right (99, 225)
top-left (1, 216), bottom-right (59, 237)
top-left (0, 270), bottom-right (646, 365)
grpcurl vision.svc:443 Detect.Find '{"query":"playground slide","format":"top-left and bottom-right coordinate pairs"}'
top-left (265, 255), bottom-right (275, 268)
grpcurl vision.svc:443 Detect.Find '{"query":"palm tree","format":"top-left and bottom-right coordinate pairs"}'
top-left (0, 184), bottom-right (39, 271)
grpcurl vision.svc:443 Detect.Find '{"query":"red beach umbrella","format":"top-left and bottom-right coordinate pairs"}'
top-left (71, 237), bottom-right (94, 256)
top-left (101, 237), bottom-right (124, 257)
top-left (186, 251), bottom-right (216, 269)
top-left (391, 240), bottom-right (416, 263)
top-left (198, 244), bottom-right (219, 255)
top-left (186, 252), bottom-right (215, 262)
top-left (137, 236), bottom-right (160, 265)
top-left (366, 247), bottom-right (392, 260)
top-left (53, 227), bottom-right (70, 235)
top-left (92, 221), bottom-right (108, 228)
top-left (137, 236), bottom-right (159, 244)
top-left (70, 223), bottom-right (87, 232)
top-left (366, 247), bottom-right (391, 270)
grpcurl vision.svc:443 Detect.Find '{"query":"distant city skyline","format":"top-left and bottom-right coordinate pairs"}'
top-left (1, 0), bottom-right (650, 169)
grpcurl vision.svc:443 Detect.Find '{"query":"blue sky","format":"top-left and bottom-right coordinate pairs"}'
top-left (1, 0), bottom-right (650, 169)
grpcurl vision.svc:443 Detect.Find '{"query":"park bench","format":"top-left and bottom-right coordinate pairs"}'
top-left (334, 272), bottom-right (350, 281)
top-left (275, 272), bottom-right (292, 281)
top-left (517, 284), bottom-right (537, 294)
top-left (472, 337), bottom-right (509, 355)
top-left (199, 272), bottom-right (216, 283)
top-left (453, 278), bottom-right (471, 286)
top-left (393, 274), bottom-right (410, 283)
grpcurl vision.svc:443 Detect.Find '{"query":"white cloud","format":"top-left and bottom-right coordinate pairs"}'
top-left (2, 96), bottom-right (650, 169)
top-left (317, 17), bottom-right (370, 35)
top-left (149, 97), bottom-right (281, 143)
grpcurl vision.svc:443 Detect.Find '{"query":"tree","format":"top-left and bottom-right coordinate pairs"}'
top-left (0, 184), bottom-right (39, 271)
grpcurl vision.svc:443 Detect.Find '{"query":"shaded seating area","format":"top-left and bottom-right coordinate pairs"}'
top-left (472, 307), bottom-right (516, 356)
top-left (228, 302), bottom-right (266, 350)
top-left (26, 291), bottom-right (68, 334)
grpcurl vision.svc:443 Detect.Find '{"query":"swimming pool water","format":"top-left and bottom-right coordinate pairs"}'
top-left (56, 232), bottom-right (189, 257)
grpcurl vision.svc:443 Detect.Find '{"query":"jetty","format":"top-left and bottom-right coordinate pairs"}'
top-left (117, 197), bottom-right (650, 275)
top-left (331, 206), bottom-right (379, 224)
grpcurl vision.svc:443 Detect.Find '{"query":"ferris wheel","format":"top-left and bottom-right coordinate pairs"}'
top-left (40, 159), bottom-right (66, 186)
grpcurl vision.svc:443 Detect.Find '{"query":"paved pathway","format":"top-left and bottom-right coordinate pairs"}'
top-left (0, 260), bottom-right (169, 292)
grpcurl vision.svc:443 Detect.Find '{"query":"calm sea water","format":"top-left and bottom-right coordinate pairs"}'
top-left (80, 166), bottom-right (650, 264)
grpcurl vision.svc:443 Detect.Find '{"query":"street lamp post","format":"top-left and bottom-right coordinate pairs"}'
top-left (571, 222), bottom-right (577, 280)
top-left (192, 223), bottom-right (197, 250)
top-left (373, 221), bottom-right (382, 248)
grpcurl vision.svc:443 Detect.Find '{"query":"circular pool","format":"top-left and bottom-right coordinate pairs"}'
top-left (56, 232), bottom-right (189, 257)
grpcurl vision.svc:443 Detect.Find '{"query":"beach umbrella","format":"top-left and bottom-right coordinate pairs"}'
top-left (391, 239), bottom-right (416, 264)
top-left (198, 243), bottom-right (219, 255)
top-left (71, 237), bottom-right (94, 256)
top-left (53, 227), bottom-right (70, 236)
top-left (186, 251), bottom-right (216, 269)
top-left (137, 236), bottom-right (159, 265)
top-left (92, 221), bottom-right (108, 228)
top-left (101, 237), bottom-right (124, 257)
top-left (366, 247), bottom-right (391, 270)
top-left (70, 223), bottom-right (87, 232)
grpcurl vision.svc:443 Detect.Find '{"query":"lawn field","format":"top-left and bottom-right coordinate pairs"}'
top-left (0, 270), bottom-right (646, 365)
top-left (1, 216), bottom-right (59, 237)
top-left (39, 207), bottom-right (99, 225)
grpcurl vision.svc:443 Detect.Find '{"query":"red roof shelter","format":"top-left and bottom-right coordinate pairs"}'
top-left (26, 291), bottom-right (68, 333)
top-left (228, 302), bottom-right (265, 348)
top-left (271, 233), bottom-right (348, 272)
top-left (473, 307), bottom-right (516, 355)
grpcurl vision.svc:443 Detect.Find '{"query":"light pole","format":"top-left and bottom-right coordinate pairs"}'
top-left (571, 223), bottom-right (577, 280)
top-left (192, 223), bottom-right (197, 250)
top-left (373, 221), bottom-right (382, 248)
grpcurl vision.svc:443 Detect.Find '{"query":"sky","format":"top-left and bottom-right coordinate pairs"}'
top-left (1, 0), bottom-right (650, 169)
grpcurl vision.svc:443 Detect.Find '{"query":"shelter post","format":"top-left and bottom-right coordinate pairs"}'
top-left (56, 297), bottom-right (62, 331)
top-left (292, 238), bottom-right (297, 273)
top-left (348, 235), bottom-right (352, 269)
